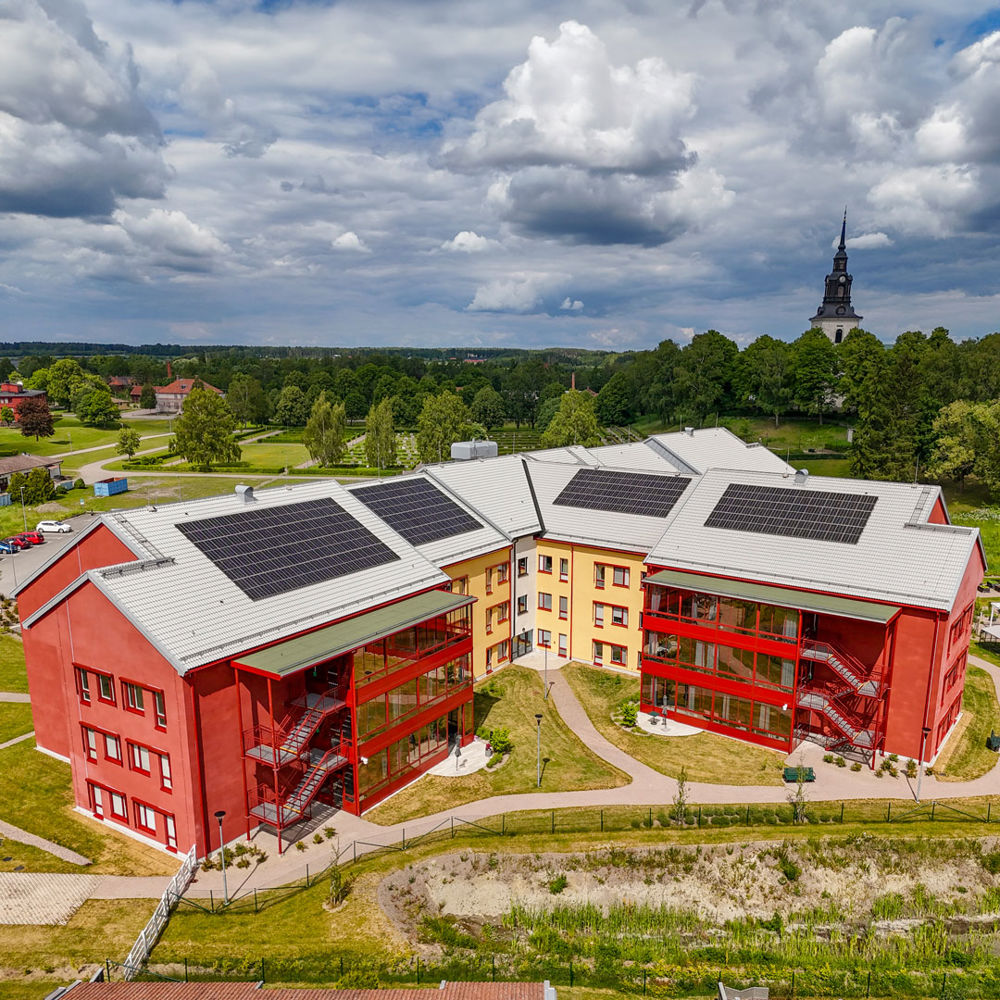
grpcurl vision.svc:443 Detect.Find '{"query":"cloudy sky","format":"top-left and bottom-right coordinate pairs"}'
top-left (1, 0), bottom-right (1000, 350)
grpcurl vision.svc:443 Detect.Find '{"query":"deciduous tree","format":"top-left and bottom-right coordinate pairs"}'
top-left (76, 388), bottom-right (120, 428)
top-left (791, 328), bottom-right (838, 422)
top-left (540, 390), bottom-right (601, 448)
top-left (116, 426), bottom-right (142, 460)
top-left (737, 335), bottom-right (793, 426)
top-left (470, 386), bottom-right (506, 430)
top-left (227, 374), bottom-right (267, 427)
top-left (303, 392), bottom-right (347, 467)
top-left (673, 331), bottom-right (738, 423)
top-left (273, 384), bottom-right (309, 427)
top-left (170, 388), bottom-right (241, 471)
top-left (416, 392), bottom-right (472, 463)
top-left (139, 382), bottom-right (156, 409)
top-left (365, 397), bottom-right (397, 470)
top-left (18, 396), bottom-right (55, 441)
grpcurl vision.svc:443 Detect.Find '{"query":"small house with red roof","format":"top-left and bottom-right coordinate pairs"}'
top-left (154, 378), bottom-right (224, 414)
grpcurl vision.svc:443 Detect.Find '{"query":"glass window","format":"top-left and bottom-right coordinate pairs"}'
top-left (717, 644), bottom-right (755, 682)
top-left (758, 604), bottom-right (799, 642)
top-left (97, 673), bottom-right (114, 703)
top-left (558, 596), bottom-right (568, 619)
top-left (135, 803), bottom-right (157, 832)
top-left (644, 631), bottom-right (677, 660)
top-left (451, 577), bottom-right (468, 596)
top-left (756, 654), bottom-right (796, 690)
top-left (538, 629), bottom-right (551, 647)
top-left (165, 814), bottom-right (177, 849)
top-left (675, 683), bottom-right (712, 719)
top-left (129, 743), bottom-right (150, 773)
top-left (594, 564), bottom-right (606, 588)
top-left (538, 592), bottom-right (552, 611)
top-left (678, 636), bottom-right (716, 673)
top-left (539, 555), bottom-right (552, 573)
top-left (485, 567), bottom-right (493, 593)
top-left (105, 734), bottom-right (122, 762)
top-left (641, 672), bottom-right (653, 704)
top-left (754, 702), bottom-right (793, 739)
top-left (646, 585), bottom-right (667, 615)
top-left (497, 563), bottom-right (509, 584)
top-left (83, 727), bottom-right (98, 760)
top-left (124, 682), bottom-right (144, 712)
top-left (714, 693), bottom-right (753, 730)
top-left (610, 645), bottom-right (627, 666)
top-left (153, 690), bottom-right (167, 728)
top-left (388, 678), bottom-right (418, 721)
top-left (652, 675), bottom-right (676, 710)
top-left (612, 566), bottom-right (630, 587)
top-left (77, 668), bottom-right (91, 704)
top-left (594, 603), bottom-right (604, 626)
top-left (593, 640), bottom-right (603, 663)
top-left (160, 754), bottom-right (172, 791)
top-left (517, 595), bottom-right (527, 614)
top-left (611, 606), bottom-right (628, 627)
top-left (110, 791), bottom-right (127, 819)
top-left (517, 557), bottom-right (528, 577)
top-left (358, 749), bottom-right (388, 794)
top-left (558, 634), bottom-right (568, 656)
top-left (358, 693), bottom-right (387, 738)
top-left (559, 558), bottom-right (569, 581)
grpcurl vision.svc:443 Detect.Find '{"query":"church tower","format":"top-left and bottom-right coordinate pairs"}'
top-left (810, 211), bottom-right (862, 344)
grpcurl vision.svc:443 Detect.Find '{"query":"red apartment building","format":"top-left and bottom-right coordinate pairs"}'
top-left (16, 431), bottom-right (986, 858)
top-left (0, 380), bottom-right (48, 418)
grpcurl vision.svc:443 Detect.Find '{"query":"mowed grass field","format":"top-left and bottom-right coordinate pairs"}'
top-left (934, 665), bottom-right (1000, 782)
top-left (0, 414), bottom-right (175, 458)
top-left (562, 663), bottom-right (784, 786)
top-left (364, 665), bottom-right (629, 825)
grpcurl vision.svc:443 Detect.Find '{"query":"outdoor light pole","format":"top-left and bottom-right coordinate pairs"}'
top-left (214, 810), bottom-right (229, 905)
top-left (543, 644), bottom-right (548, 699)
top-left (915, 726), bottom-right (932, 803)
top-left (535, 713), bottom-right (542, 788)
top-left (18, 487), bottom-right (26, 532)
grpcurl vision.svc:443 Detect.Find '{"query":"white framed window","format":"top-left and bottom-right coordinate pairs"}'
top-left (538, 592), bottom-right (553, 611)
top-left (538, 629), bottom-right (552, 648)
top-left (559, 558), bottom-right (569, 582)
top-left (165, 814), bottom-right (177, 849)
top-left (539, 555), bottom-right (553, 573)
top-left (153, 690), bottom-right (167, 729)
top-left (159, 754), bottom-right (172, 791)
top-left (611, 606), bottom-right (628, 627)
top-left (594, 564), bottom-right (606, 589)
top-left (90, 784), bottom-right (104, 817)
top-left (104, 733), bottom-right (122, 763)
top-left (558, 634), bottom-right (568, 657)
top-left (129, 743), bottom-right (151, 774)
top-left (83, 727), bottom-right (98, 761)
top-left (613, 566), bottom-right (630, 587)
top-left (123, 682), bottom-right (144, 713)
top-left (135, 802), bottom-right (157, 832)
top-left (610, 645), bottom-right (627, 666)
top-left (96, 672), bottom-right (114, 704)
top-left (110, 791), bottom-right (127, 819)
top-left (76, 668), bottom-right (91, 704)
top-left (559, 596), bottom-right (568, 620)
top-left (593, 641), bottom-right (604, 664)
top-left (594, 603), bottom-right (605, 627)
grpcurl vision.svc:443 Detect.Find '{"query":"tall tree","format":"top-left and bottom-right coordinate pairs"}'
top-left (470, 386), bottom-right (506, 430)
top-left (596, 371), bottom-right (633, 426)
top-left (227, 374), bottom-right (267, 427)
top-left (927, 401), bottom-right (979, 489)
top-left (303, 392), bottom-right (347, 467)
top-left (540, 390), bottom-right (601, 448)
top-left (116, 426), bottom-right (141, 460)
top-left (365, 397), bottom-right (398, 470)
top-left (76, 388), bottom-right (120, 428)
top-left (18, 396), bottom-right (55, 441)
top-left (836, 328), bottom-right (885, 414)
top-left (416, 392), bottom-right (472, 464)
top-left (736, 335), bottom-right (793, 426)
top-left (791, 328), bottom-right (838, 422)
top-left (273, 384), bottom-right (310, 427)
top-left (171, 387), bottom-right (241, 471)
top-left (673, 331), bottom-right (738, 423)
top-left (139, 382), bottom-right (156, 409)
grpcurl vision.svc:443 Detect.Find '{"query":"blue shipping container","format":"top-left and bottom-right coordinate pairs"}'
top-left (93, 478), bottom-right (128, 497)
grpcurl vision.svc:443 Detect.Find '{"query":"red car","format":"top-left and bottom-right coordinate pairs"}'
top-left (18, 531), bottom-right (45, 545)
top-left (2, 536), bottom-right (28, 550)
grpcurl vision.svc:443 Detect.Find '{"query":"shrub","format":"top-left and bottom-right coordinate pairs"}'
top-left (776, 850), bottom-right (801, 882)
top-left (905, 758), bottom-right (918, 778)
top-left (296, 841), bottom-right (307, 852)
top-left (486, 752), bottom-right (503, 768)
top-left (621, 701), bottom-right (638, 727)
top-left (851, 762), bottom-right (863, 772)
top-left (324, 826), bottom-right (336, 839)
top-left (835, 756), bottom-right (847, 767)
top-left (73, 478), bottom-right (85, 489)
top-left (982, 850), bottom-right (1000, 874)
top-left (823, 754), bottom-right (834, 763)
top-left (490, 727), bottom-right (513, 755)
top-left (236, 857), bottom-right (250, 869)
top-left (313, 833), bottom-right (324, 844)
top-left (548, 874), bottom-right (568, 894)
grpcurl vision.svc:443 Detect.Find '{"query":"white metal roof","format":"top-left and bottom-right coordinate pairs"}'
top-left (648, 427), bottom-right (795, 475)
top-left (65, 481), bottom-right (449, 675)
top-left (645, 469), bottom-right (981, 611)
top-left (528, 461), bottom-right (697, 553)
top-left (523, 445), bottom-right (594, 465)
top-left (345, 473), bottom-right (510, 567)
top-left (424, 455), bottom-right (542, 539)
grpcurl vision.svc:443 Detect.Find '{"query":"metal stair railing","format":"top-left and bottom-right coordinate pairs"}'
top-left (797, 690), bottom-right (874, 748)
top-left (801, 639), bottom-right (880, 697)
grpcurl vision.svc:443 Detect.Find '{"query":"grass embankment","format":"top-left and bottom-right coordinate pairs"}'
top-left (563, 663), bottom-right (784, 786)
top-left (0, 634), bottom-right (27, 692)
top-left (0, 899), bottom-right (155, 998)
top-left (0, 738), bottom-right (178, 875)
top-left (934, 665), bottom-right (999, 782)
top-left (150, 805), bottom-right (1000, 993)
top-left (971, 641), bottom-right (1000, 670)
top-left (365, 666), bottom-right (629, 825)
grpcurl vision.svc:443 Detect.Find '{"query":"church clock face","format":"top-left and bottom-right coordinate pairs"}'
top-left (839, 275), bottom-right (846, 283)
top-left (836, 306), bottom-right (846, 315)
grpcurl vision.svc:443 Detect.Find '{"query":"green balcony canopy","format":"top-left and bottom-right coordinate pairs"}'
top-left (234, 589), bottom-right (473, 678)
top-left (644, 569), bottom-right (900, 624)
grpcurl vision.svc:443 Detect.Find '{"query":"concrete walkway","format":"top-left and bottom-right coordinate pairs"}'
top-left (0, 730), bottom-right (34, 751)
top-left (0, 692), bottom-right (30, 702)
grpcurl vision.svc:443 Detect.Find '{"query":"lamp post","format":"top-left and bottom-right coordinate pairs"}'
top-left (18, 486), bottom-right (26, 532)
top-left (915, 726), bottom-right (932, 803)
top-left (214, 810), bottom-right (229, 905)
top-left (535, 713), bottom-right (543, 787)
top-left (543, 643), bottom-right (548, 700)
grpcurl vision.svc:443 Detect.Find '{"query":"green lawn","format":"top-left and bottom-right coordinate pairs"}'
top-left (934, 666), bottom-right (999, 782)
top-left (0, 738), bottom-right (178, 875)
top-left (365, 665), bottom-right (629, 825)
top-left (971, 642), bottom-right (1000, 670)
top-left (0, 415), bottom-right (175, 459)
top-left (562, 663), bottom-right (784, 786)
top-left (0, 634), bottom-right (27, 692)
top-left (950, 511), bottom-right (1000, 571)
top-left (0, 702), bottom-right (33, 743)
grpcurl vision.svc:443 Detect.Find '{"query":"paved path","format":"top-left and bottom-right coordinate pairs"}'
top-left (0, 819), bottom-right (91, 865)
top-left (0, 692), bottom-right (29, 702)
top-left (0, 730), bottom-right (34, 751)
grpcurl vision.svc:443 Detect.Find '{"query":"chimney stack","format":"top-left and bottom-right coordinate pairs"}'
top-left (571, 372), bottom-right (576, 390)
top-left (166, 361), bottom-right (173, 380)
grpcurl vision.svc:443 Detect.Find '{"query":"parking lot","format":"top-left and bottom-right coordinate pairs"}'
top-left (0, 514), bottom-right (93, 597)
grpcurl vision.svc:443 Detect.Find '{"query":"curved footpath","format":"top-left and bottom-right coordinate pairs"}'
top-left (181, 653), bottom-right (1000, 896)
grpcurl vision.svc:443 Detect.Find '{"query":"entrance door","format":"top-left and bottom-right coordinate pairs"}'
top-left (514, 629), bottom-right (533, 658)
top-left (447, 710), bottom-right (459, 742)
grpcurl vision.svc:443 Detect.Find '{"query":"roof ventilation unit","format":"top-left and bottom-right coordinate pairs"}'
top-left (235, 484), bottom-right (255, 503)
top-left (684, 426), bottom-right (695, 437)
top-left (451, 440), bottom-right (498, 461)
top-left (794, 469), bottom-right (809, 485)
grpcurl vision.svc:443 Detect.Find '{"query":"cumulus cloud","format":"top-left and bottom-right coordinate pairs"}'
top-left (115, 208), bottom-right (228, 260)
top-left (0, 0), bottom-right (166, 218)
top-left (446, 21), bottom-right (714, 247)
top-left (440, 231), bottom-right (496, 252)
top-left (467, 275), bottom-right (545, 313)
top-left (843, 232), bottom-right (893, 250)
top-left (560, 297), bottom-right (583, 311)
top-left (331, 231), bottom-right (369, 252)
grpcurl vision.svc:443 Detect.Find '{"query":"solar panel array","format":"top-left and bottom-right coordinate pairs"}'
top-left (176, 497), bottom-right (400, 601)
top-left (705, 483), bottom-right (878, 544)
top-left (553, 468), bottom-right (692, 519)
top-left (352, 478), bottom-right (483, 546)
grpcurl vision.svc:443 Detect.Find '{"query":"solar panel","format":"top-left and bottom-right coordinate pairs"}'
top-left (705, 483), bottom-right (877, 544)
top-left (553, 468), bottom-right (692, 518)
top-left (176, 497), bottom-right (400, 601)
top-left (352, 478), bottom-right (482, 546)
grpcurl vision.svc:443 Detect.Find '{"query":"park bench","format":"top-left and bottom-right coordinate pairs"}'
top-left (783, 766), bottom-right (815, 782)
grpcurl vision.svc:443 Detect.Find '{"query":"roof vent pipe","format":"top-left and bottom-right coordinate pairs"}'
top-left (684, 426), bottom-right (695, 437)
top-left (794, 469), bottom-right (809, 485)
top-left (235, 484), bottom-right (255, 503)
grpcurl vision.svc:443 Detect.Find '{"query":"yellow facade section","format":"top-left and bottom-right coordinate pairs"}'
top-left (443, 546), bottom-right (513, 679)
top-left (535, 540), bottom-right (645, 671)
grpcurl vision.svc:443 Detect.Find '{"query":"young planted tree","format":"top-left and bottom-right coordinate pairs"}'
top-left (170, 387), bottom-right (241, 471)
top-left (116, 426), bottom-right (142, 461)
top-left (303, 392), bottom-right (348, 467)
top-left (17, 396), bottom-right (55, 441)
top-left (365, 396), bottom-right (397, 470)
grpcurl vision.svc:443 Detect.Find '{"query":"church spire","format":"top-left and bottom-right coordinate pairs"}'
top-left (809, 210), bottom-right (862, 344)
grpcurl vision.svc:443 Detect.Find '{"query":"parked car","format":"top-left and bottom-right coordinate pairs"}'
top-left (36, 520), bottom-right (71, 534)
top-left (0, 541), bottom-right (17, 554)
top-left (2, 536), bottom-right (27, 550)
top-left (19, 531), bottom-right (45, 545)
top-left (9, 534), bottom-right (34, 548)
